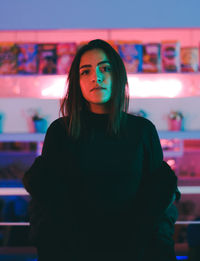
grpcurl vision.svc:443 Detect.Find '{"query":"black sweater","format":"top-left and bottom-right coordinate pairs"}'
top-left (23, 111), bottom-right (179, 261)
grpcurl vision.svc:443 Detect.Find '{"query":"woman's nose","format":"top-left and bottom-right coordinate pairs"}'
top-left (91, 69), bottom-right (103, 83)
top-left (97, 73), bottom-right (103, 82)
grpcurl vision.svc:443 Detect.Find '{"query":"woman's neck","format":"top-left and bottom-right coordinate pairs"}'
top-left (89, 103), bottom-right (110, 114)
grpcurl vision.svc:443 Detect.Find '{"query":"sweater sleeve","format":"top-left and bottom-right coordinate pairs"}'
top-left (41, 118), bottom-right (66, 160)
top-left (133, 120), bottom-right (179, 253)
top-left (23, 118), bottom-right (66, 200)
top-left (142, 119), bottom-right (163, 174)
top-left (139, 120), bottom-right (179, 216)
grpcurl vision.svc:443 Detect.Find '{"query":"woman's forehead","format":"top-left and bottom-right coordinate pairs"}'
top-left (79, 49), bottom-right (110, 68)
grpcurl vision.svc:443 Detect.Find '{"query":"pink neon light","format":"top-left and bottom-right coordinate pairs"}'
top-left (0, 188), bottom-right (29, 195)
top-left (128, 76), bottom-right (182, 98)
top-left (0, 74), bottom-right (200, 98)
top-left (41, 77), bottom-right (66, 98)
top-left (166, 159), bottom-right (176, 168)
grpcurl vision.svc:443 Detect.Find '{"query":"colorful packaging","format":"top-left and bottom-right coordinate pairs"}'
top-left (56, 43), bottom-right (77, 74)
top-left (0, 43), bottom-right (18, 74)
top-left (17, 43), bottom-right (38, 74)
top-left (142, 43), bottom-right (161, 73)
top-left (38, 44), bottom-right (57, 74)
top-left (180, 47), bottom-right (199, 72)
top-left (161, 41), bottom-right (180, 72)
top-left (117, 41), bottom-right (143, 73)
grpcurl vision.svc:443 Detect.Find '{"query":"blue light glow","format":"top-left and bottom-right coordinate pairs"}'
top-left (176, 256), bottom-right (188, 260)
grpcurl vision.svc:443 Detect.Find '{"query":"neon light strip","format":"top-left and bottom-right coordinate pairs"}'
top-left (0, 221), bottom-right (200, 226)
top-left (176, 257), bottom-right (188, 260)
top-left (0, 222), bottom-right (29, 226)
top-left (179, 186), bottom-right (200, 194)
top-left (0, 188), bottom-right (29, 195)
top-left (41, 75), bottom-right (184, 98)
top-left (0, 133), bottom-right (45, 142)
top-left (1, 73), bottom-right (200, 98)
top-left (128, 76), bottom-right (183, 98)
top-left (0, 131), bottom-right (200, 142)
top-left (176, 221), bottom-right (200, 225)
top-left (1, 186), bottom-right (200, 196)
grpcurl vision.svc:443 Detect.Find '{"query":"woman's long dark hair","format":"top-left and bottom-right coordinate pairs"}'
top-left (60, 39), bottom-right (129, 139)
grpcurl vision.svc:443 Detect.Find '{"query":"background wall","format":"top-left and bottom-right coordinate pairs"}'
top-left (1, 28), bottom-right (200, 132)
top-left (1, 0), bottom-right (200, 132)
top-left (1, 0), bottom-right (200, 30)
top-left (1, 97), bottom-right (200, 133)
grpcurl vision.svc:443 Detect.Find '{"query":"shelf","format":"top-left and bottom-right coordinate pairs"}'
top-left (179, 186), bottom-right (200, 194)
top-left (0, 133), bottom-right (45, 142)
top-left (0, 73), bottom-right (200, 99)
top-left (163, 151), bottom-right (183, 158)
top-left (0, 131), bottom-right (199, 142)
top-left (0, 75), bottom-right (66, 99)
top-left (0, 247), bottom-right (36, 254)
top-left (0, 188), bottom-right (29, 196)
top-left (0, 186), bottom-right (199, 195)
top-left (0, 151), bottom-right (36, 155)
top-left (158, 131), bottom-right (200, 140)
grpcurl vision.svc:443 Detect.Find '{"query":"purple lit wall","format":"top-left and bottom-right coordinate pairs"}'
top-left (0, 0), bottom-right (200, 30)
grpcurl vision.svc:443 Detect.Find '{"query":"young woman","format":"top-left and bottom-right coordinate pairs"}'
top-left (23, 39), bottom-right (180, 261)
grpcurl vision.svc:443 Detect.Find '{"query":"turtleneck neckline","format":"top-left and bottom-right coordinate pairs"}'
top-left (85, 109), bottom-right (109, 119)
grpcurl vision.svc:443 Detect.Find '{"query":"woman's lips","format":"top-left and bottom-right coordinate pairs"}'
top-left (90, 87), bottom-right (106, 92)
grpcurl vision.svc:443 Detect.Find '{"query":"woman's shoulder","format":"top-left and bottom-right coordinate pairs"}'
top-left (48, 116), bottom-right (68, 130)
top-left (123, 112), bottom-right (156, 131)
top-left (42, 117), bottom-right (69, 153)
top-left (45, 117), bottom-right (69, 138)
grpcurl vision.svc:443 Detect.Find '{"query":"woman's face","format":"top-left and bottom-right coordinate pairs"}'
top-left (79, 49), bottom-right (112, 114)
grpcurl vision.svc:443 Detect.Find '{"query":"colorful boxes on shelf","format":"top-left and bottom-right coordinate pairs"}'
top-left (161, 41), bottom-right (180, 72)
top-left (38, 44), bottom-right (57, 74)
top-left (117, 41), bottom-right (143, 73)
top-left (0, 40), bottom-right (200, 74)
top-left (142, 43), bottom-right (161, 73)
top-left (0, 43), bottom-right (18, 74)
top-left (180, 47), bottom-right (199, 72)
top-left (56, 43), bottom-right (77, 74)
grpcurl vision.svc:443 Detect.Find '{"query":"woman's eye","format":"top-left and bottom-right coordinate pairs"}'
top-left (80, 69), bottom-right (90, 76)
top-left (100, 66), bottom-right (112, 72)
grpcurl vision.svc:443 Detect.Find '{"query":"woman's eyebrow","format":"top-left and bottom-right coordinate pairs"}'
top-left (79, 60), bottom-right (110, 70)
top-left (98, 60), bottom-right (110, 66)
top-left (79, 64), bottom-right (91, 70)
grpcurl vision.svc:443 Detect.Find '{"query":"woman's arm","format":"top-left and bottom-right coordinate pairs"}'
top-left (23, 118), bottom-right (66, 200)
top-left (142, 120), bottom-right (181, 261)
top-left (134, 119), bottom-right (180, 259)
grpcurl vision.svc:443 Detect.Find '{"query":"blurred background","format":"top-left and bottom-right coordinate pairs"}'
top-left (0, 0), bottom-right (200, 260)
